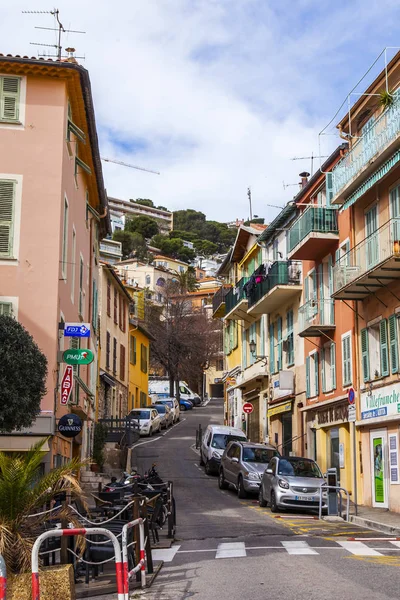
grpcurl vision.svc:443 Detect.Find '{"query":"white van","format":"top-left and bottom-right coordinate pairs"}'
top-left (200, 425), bottom-right (247, 475)
top-left (149, 378), bottom-right (201, 406)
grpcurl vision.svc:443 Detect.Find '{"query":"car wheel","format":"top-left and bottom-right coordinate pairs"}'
top-left (237, 476), bottom-right (247, 499)
top-left (218, 469), bottom-right (229, 490)
top-left (270, 490), bottom-right (278, 513)
top-left (180, 404), bottom-right (186, 411)
top-left (199, 453), bottom-right (205, 466)
top-left (205, 460), bottom-right (212, 476)
top-left (258, 487), bottom-right (267, 507)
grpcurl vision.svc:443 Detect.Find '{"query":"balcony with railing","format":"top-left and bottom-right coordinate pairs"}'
top-left (288, 205), bottom-right (339, 260)
top-left (212, 285), bottom-right (231, 318)
top-left (225, 277), bottom-right (250, 321)
top-left (333, 217), bottom-right (400, 300)
top-left (331, 98), bottom-right (400, 205)
top-left (247, 261), bottom-right (302, 315)
top-left (298, 299), bottom-right (335, 337)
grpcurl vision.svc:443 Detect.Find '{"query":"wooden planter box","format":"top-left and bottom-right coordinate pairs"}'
top-left (8, 564), bottom-right (75, 600)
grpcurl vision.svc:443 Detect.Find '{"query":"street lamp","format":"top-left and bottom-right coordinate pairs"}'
top-left (249, 339), bottom-right (268, 366)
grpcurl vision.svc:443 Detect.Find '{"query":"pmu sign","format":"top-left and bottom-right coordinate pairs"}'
top-left (64, 323), bottom-right (91, 338)
top-left (63, 349), bottom-right (94, 365)
top-left (60, 365), bottom-right (74, 405)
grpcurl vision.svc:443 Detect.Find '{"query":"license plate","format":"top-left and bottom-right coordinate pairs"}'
top-left (295, 495), bottom-right (315, 501)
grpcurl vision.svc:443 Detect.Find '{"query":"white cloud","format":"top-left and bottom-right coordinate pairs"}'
top-left (3, 0), bottom-right (400, 221)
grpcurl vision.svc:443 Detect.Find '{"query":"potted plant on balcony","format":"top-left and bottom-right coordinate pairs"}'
top-left (379, 89), bottom-right (395, 109)
top-left (0, 438), bottom-right (85, 599)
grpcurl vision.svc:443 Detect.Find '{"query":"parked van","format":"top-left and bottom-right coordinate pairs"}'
top-left (200, 425), bottom-right (247, 475)
top-left (149, 378), bottom-right (201, 406)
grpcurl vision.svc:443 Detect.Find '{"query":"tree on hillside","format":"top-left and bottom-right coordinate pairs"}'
top-left (169, 230), bottom-right (198, 242)
top-left (172, 209), bottom-right (236, 252)
top-left (194, 239), bottom-right (218, 257)
top-left (173, 209), bottom-right (206, 232)
top-left (126, 215), bottom-right (159, 238)
top-left (112, 230), bottom-right (148, 260)
top-left (0, 316), bottom-right (47, 432)
top-left (131, 198), bottom-right (154, 207)
top-left (150, 234), bottom-right (195, 262)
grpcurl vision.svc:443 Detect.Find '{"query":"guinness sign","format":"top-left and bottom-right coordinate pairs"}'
top-left (58, 413), bottom-right (83, 438)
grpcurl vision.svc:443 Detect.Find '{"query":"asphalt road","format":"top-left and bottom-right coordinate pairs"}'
top-left (131, 399), bottom-right (400, 600)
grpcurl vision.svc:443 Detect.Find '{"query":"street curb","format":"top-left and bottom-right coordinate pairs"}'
top-left (349, 515), bottom-right (400, 536)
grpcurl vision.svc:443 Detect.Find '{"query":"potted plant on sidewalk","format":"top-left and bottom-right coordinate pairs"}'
top-left (0, 438), bottom-right (86, 599)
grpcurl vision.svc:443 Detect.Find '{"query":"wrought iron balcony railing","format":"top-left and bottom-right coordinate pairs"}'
top-left (248, 261), bottom-right (302, 309)
top-left (225, 277), bottom-right (249, 314)
top-left (288, 206), bottom-right (339, 253)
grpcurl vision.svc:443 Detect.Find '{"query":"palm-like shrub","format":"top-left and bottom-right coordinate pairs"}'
top-left (0, 438), bottom-right (85, 574)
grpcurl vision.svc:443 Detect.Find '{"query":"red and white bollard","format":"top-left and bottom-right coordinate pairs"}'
top-left (0, 554), bottom-right (6, 600)
top-left (121, 518), bottom-right (146, 599)
top-left (31, 527), bottom-right (125, 600)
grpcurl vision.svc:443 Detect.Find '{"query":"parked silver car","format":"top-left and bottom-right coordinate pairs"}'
top-left (259, 456), bottom-right (327, 512)
top-left (151, 403), bottom-right (173, 429)
top-left (219, 441), bottom-right (280, 498)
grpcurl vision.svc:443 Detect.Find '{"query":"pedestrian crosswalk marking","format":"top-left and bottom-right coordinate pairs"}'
top-left (281, 541), bottom-right (318, 555)
top-left (152, 545), bottom-right (181, 562)
top-left (391, 541), bottom-right (400, 549)
top-left (337, 541), bottom-right (382, 556)
top-left (216, 542), bottom-right (246, 559)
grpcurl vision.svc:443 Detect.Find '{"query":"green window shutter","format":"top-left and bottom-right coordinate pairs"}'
top-left (260, 316), bottom-right (265, 357)
top-left (380, 319), bottom-right (389, 376)
top-left (269, 323), bottom-right (275, 373)
top-left (335, 249), bottom-right (340, 264)
top-left (229, 321), bottom-right (234, 353)
top-left (0, 77), bottom-right (20, 121)
top-left (361, 328), bottom-right (370, 382)
top-left (314, 352), bottom-right (319, 396)
top-left (328, 255), bottom-right (334, 323)
top-left (321, 347), bottom-right (326, 393)
top-left (342, 336), bottom-right (351, 386)
top-left (318, 264), bottom-right (324, 321)
top-left (242, 327), bottom-right (247, 369)
top-left (0, 302), bottom-right (12, 316)
top-left (304, 276), bottom-right (309, 302)
top-left (286, 310), bottom-right (294, 365)
top-left (331, 343), bottom-right (336, 390)
top-left (388, 314), bottom-right (399, 374)
top-left (233, 321), bottom-right (238, 350)
top-left (326, 173), bottom-right (333, 206)
top-left (0, 179), bottom-right (15, 257)
top-left (306, 356), bottom-right (310, 398)
top-left (224, 326), bottom-right (230, 356)
top-left (277, 317), bottom-right (282, 371)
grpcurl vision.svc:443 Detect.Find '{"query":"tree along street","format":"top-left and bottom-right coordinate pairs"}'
top-left (132, 399), bottom-right (400, 600)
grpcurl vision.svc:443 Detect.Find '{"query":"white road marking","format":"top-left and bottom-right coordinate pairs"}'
top-left (337, 541), bottom-right (382, 556)
top-left (152, 545), bottom-right (181, 562)
top-left (282, 541), bottom-right (318, 555)
top-left (390, 541), bottom-right (400, 548)
top-left (216, 542), bottom-right (247, 559)
top-left (133, 419), bottom-right (186, 449)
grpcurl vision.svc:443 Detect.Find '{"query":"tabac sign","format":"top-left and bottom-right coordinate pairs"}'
top-left (60, 365), bottom-right (74, 405)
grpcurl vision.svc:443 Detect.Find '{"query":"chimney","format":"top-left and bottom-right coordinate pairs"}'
top-left (299, 171), bottom-right (310, 189)
top-left (65, 47), bottom-right (77, 64)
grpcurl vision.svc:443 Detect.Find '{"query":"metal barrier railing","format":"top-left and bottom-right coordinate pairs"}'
top-left (31, 528), bottom-right (124, 600)
top-left (122, 518), bottom-right (146, 597)
top-left (318, 483), bottom-right (350, 522)
top-left (0, 554), bottom-right (6, 600)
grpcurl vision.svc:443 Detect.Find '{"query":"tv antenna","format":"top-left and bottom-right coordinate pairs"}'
top-left (282, 181), bottom-right (299, 191)
top-left (247, 187), bottom-right (253, 221)
top-left (290, 151), bottom-right (329, 175)
top-left (101, 157), bottom-right (160, 175)
top-left (23, 8), bottom-right (85, 60)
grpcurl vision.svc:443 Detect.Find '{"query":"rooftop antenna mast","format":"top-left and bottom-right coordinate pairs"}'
top-left (247, 187), bottom-right (253, 221)
top-left (290, 151), bottom-right (329, 175)
top-left (23, 8), bottom-right (85, 60)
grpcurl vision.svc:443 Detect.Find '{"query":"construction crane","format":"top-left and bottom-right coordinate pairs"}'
top-left (101, 157), bottom-right (160, 175)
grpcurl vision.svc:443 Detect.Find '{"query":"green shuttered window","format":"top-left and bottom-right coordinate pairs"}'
top-left (0, 76), bottom-right (20, 122)
top-left (361, 328), bottom-right (370, 382)
top-left (379, 319), bottom-right (389, 377)
top-left (342, 335), bottom-right (352, 386)
top-left (388, 315), bottom-right (399, 374)
top-left (0, 179), bottom-right (16, 257)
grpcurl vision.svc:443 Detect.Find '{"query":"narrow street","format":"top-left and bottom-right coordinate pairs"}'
top-left (132, 400), bottom-right (400, 600)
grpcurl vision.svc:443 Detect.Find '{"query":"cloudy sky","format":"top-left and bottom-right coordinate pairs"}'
top-left (3, 1), bottom-right (400, 222)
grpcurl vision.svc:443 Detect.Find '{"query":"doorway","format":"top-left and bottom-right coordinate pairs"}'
top-left (329, 428), bottom-right (340, 474)
top-left (370, 429), bottom-right (389, 508)
top-left (282, 412), bottom-right (293, 455)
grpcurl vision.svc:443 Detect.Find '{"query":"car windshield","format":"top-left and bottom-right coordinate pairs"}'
top-left (277, 458), bottom-right (322, 478)
top-left (212, 434), bottom-right (246, 449)
top-left (132, 410), bottom-right (150, 419)
top-left (154, 405), bottom-right (166, 413)
top-left (158, 400), bottom-right (174, 408)
top-left (242, 447), bottom-right (279, 463)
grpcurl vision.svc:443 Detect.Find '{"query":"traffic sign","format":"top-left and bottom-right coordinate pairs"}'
top-left (348, 404), bottom-right (356, 422)
top-left (348, 387), bottom-right (355, 404)
top-left (64, 323), bottom-right (91, 338)
top-left (60, 365), bottom-right (74, 405)
top-left (58, 414), bottom-right (83, 438)
top-left (243, 402), bottom-right (254, 414)
top-left (63, 349), bottom-right (94, 365)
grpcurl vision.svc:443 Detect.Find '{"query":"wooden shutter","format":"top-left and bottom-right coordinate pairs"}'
top-left (306, 356), bottom-right (310, 398)
top-left (331, 343), bottom-right (336, 390)
top-left (242, 327), bottom-right (247, 369)
top-left (361, 328), bottom-right (370, 382)
top-left (0, 180), bottom-right (15, 257)
top-left (380, 319), bottom-right (389, 376)
top-left (107, 279), bottom-right (111, 316)
top-left (0, 302), bottom-right (12, 316)
top-left (325, 173), bottom-right (333, 206)
top-left (0, 77), bottom-right (20, 121)
top-left (269, 323), bottom-right (274, 373)
top-left (113, 337), bottom-right (117, 374)
top-left (318, 264), bottom-right (324, 322)
top-left (342, 336), bottom-right (351, 385)
top-left (388, 314), bottom-right (399, 374)
top-left (260, 316), bottom-right (265, 357)
top-left (328, 255), bottom-right (334, 323)
top-left (314, 352), bottom-right (319, 396)
top-left (321, 347), bottom-right (326, 393)
top-left (277, 317), bottom-right (282, 371)
top-left (106, 332), bottom-right (111, 370)
top-left (130, 335), bottom-right (137, 365)
top-left (120, 344), bottom-right (125, 381)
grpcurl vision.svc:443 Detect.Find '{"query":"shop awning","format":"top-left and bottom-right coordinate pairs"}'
top-left (0, 436), bottom-right (50, 452)
top-left (100, 370), bottom-right (116, 387)
top-left (268, 401), bottom-right (293, 418)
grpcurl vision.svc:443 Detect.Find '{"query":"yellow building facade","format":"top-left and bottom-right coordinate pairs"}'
top-left (128, 322), bottom-right (154, 410)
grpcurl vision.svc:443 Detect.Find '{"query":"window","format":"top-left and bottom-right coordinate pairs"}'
top-left (130, 335), bottom-right (137, 365)
top-left (141, 344), bottom-right (148, 373)
top-left (61, 198), bottom-right (68, 279)
top-left (78, 255), bottom-right (84, 317)
top-left (113, 337), bottom-right (117, 374)
top-left (107, 279), bottom-right (111, 316)
top-left (114, 288), bottom-right (118, 323)
top-left (226, 320), bottom-right (238, 355)
top-left (217, 359), bottom-right (224, 371)
top-left (140, 391), bottom-right (147, 407)
top-left (306, 352), bottom-right (319, 398)
top-left (106, 332), bottom-right (111, 370)
top-left (0, 179), bottom-right (16, 258)
top-left (71, 229), bottom-right (76, 303)
top-left (0, 302), bottom-right (12, 316)
top-left (121, 299), bottom-right (126, 332)
top-left (0, 76), bottom-right (21, 122)
top-left (335, 239), bottom-right (350, 266)
top-left (342, 333), bottom-right (352, 386)
top-left (321, 342), bottom-right (336, 393)
top-left (361, 318), bottom-right (393, 381)
top-left (273, 240), bottom-right (279, 261)
top-left (120, 344), bottom-right (126, 381)
top-left (269, 323), bottom-right (275, 373)
top-left (286, 310), bottom-right (294, 366)
top-left (390, 185), bottom-right (400, 218)
top-left (276, 317), bottom-right (283, 371)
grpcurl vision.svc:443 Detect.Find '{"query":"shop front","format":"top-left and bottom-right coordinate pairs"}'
top-left (359, 382), bottom-right (400, 512)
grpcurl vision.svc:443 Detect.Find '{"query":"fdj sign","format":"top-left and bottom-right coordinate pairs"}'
top-left (63, 349), bottom-right (94, 365)
top-left (64, 323), bottom-right (91, 338)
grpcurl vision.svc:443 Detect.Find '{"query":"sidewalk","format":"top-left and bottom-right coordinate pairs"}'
top-left (350, 505), bottom-right (400, 536)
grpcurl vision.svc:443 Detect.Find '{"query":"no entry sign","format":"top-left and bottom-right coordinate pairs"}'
top-left (243, 402), bottom-right (254, 414)
top-left (60, 365), bottom-right (74, 405)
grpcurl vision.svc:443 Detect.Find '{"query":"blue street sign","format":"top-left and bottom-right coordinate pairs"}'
top-left (64, 323), bottom-right (91, 338)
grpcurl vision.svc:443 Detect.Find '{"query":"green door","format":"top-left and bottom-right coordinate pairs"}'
top-left (365, 206), bottom-right (379, 269)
